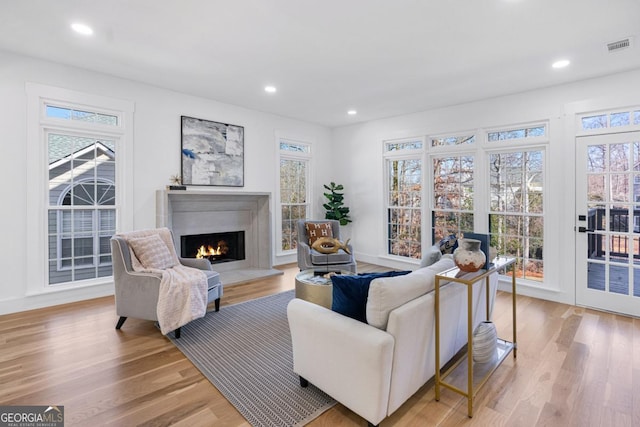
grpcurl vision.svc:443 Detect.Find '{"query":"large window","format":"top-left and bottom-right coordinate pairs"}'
top-left (427, 124), bottom-right (546, 283)
top-left (27, 83), bottom-right (132, 291)
top-left (488, 126), bottom-right (545, 282)
top-left (279, 139), bottom-right (311, 253)
top-left (384, 138), bottom-right (423, 259)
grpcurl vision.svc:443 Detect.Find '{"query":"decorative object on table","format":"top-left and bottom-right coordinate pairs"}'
top-left (181, 115), bottom-right (244, 187)
top-left (453, 238), bottom-right (486, 272)
top-left (323, 182), bottom-right (352, 225)
top-left (461, 232), bottom-right (490, 268)
top-left (438, 234), bottom-right (458, 254)
top-left (472, 321), bottom-right (498, 363)
top-left (167, 173), bottom-right (186, 190)
top-left (311, 237), bottom-right (352, 254)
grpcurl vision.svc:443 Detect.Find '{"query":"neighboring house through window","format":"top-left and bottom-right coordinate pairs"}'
top-left (27, 84), bottom-right (133, 290)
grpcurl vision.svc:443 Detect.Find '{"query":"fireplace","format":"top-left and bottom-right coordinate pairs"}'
top-left (181, 231), bottom-right (245, 264)
top-left (157, 190), bottom-right (283, 285)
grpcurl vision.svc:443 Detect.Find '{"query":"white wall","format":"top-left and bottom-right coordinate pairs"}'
top-left (332, 68), bottom-right (640, 305)
top-left (0, 51), bottom-right (332, 313)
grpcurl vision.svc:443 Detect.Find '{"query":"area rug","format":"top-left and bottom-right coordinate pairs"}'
top-left (169, 290), bottom-right (336, 427)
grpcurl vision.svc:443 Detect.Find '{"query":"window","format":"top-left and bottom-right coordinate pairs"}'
top-left (47, 124), bottom-right (118, 284)
top-left (384, 138), bottom-right (423, 259)
top-left (27, 83), bottom-right (133, 291)
top-left (580, 108), bottom-right (640, 131)
top-left (431, 134), bottom-right (475, 147)
top-left (432, 155), bottom-right (475, 242)
top-left (278, 139), bottom-right (311, 253)
top-left (488, 125), bottom-right (545, 141)
top-left (489, 150), bottom-right (544, 281)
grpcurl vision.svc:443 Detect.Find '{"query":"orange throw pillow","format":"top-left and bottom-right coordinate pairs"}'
top-left (305, 222), bottom-right (333, 245)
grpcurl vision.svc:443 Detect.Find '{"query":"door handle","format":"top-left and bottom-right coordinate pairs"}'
top-left (578, 226), bottom-right (594, 233)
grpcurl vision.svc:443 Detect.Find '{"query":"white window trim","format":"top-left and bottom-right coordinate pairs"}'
top-left (26, 83), bottom-right (134, 295)
top-left (574, 106), bottom-right (640, 137)
top-left (485, 142), bottom-right (549, 288)
top-left (382, 136), bottom-right (425, 261)
top-left (275, 134), bottom-right (313, 257)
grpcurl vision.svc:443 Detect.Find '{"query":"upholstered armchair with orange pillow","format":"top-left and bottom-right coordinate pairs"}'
top-left (296, 219), bottom-right (356, 273)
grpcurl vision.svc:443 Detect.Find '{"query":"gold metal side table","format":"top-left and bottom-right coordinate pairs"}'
top-left (434, 256), bottom-right (517, 417)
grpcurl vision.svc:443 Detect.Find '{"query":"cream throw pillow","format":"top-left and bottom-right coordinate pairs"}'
top-left (128, 234), bottom-right (179, 270)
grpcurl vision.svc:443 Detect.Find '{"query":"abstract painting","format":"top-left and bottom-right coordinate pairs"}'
top-left (181, 116), bottom-right (244, 186)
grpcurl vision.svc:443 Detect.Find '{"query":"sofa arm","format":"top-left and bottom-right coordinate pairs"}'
top-left (287, 298), bottom-right (394, 426)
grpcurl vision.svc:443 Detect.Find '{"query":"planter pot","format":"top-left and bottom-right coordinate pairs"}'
top-left (453, 238), bottom-right (486, 272)
top-left (472, 321), bottom-right (497, 363)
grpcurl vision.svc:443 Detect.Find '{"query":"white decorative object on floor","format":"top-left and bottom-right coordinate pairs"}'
top-left (472, 321), bottom-right (498, 363)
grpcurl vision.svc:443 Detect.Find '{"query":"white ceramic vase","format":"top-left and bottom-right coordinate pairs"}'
top-left (453, 238), bottom-right (486, 272)
top-left (472, 321), bottom-right (497, 363)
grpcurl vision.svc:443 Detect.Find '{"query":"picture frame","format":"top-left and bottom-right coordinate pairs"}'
top-left (181, 116), bottom-right (244, 187)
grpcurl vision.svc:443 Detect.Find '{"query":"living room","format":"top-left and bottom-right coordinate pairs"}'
top-left (1, 1), bottom-right (640, 426)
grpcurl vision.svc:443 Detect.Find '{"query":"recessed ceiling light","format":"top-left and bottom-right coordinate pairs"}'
top-left (71, 22), bottom-right (94, 36)
top-left (264, 86), bottom-right (277, 93)
top-left (347, 110), bottom-right (357, 115)
top-left (552, 59), bottom-right (570, 69)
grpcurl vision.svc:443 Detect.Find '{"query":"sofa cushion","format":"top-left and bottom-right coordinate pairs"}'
top-left (420, 245), bottom-right (442, 268)
top-left (332, 271), bottom-right (411, 323)
top-left (366, 257), bottom-right (455, 330)
top-left (305, 222), bottom-right (333, 245)
top-left (438, 234), bottom-right (458, 254)
top-left (127, 234), bottom-right (179, 270)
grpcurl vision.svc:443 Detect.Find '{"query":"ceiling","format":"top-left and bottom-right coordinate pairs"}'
top-left (1, 0), bottom-right (639, 128)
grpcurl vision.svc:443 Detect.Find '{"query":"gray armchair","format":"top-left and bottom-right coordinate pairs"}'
top-left (296, 219), bottom-right (356, 273)
top-left (111, 233), bottom-right (223, 338)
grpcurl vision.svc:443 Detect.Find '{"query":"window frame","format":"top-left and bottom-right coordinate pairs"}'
top-left (383, 137), bottom-right (425, 261)
top-left (484, 123), bottom-right (548, 284)
top-left (26, 83), bottom-right (134, 294)
top-left (276, 136), bottom-right (312, 257)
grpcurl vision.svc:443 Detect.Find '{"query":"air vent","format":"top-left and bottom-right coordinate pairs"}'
top-left (607, 38), bottom-right (632, 53)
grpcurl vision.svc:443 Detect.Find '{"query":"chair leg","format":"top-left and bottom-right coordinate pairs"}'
top-left (214, 298), bottom-right (221, 312)
top-left (299, 376), bottom-right (309, 387)
top-left (174, 327), bottom-right (181, 339)
top-left (115, 316), bottom-right (127, 330)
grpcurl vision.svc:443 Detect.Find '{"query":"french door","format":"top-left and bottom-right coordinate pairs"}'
top-left (576, 131), bottom-right (640, 317)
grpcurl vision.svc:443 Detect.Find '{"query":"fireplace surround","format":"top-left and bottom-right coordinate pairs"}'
top-left (156, 190), bottom-right (282, 285)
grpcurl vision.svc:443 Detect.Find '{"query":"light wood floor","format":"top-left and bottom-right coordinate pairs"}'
top-left (1, 263), bottom-right (639, 426)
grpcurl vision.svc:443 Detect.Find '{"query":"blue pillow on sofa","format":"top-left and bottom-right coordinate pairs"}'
top-left (331, 271), bottom-right (411, 323)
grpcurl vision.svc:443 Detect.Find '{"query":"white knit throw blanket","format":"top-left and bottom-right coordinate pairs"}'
top-left (118, 228), bottom-right (208, 335)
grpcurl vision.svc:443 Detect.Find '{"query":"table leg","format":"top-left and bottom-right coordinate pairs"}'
top-left (434, 277), bottom-right (441, 401)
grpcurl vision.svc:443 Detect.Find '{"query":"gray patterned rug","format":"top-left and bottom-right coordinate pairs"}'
top-left (169, 290), bottom-right (336, 427)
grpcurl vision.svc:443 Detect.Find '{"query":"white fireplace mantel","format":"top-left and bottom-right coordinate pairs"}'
top-left (156, 189), bottom-right (282, 285)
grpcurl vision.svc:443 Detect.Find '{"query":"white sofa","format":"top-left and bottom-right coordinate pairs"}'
top-left (287, 257), bottom-right (498, 426)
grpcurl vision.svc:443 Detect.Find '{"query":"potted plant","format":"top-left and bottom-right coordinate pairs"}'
top-left (323, 182), bottom-right (352, 226)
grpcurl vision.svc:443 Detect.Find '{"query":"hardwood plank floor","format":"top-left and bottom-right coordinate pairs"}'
top-left (1, 263), bottom-right (638, 426)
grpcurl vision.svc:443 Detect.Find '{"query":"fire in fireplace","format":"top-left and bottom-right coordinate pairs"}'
top-left (181, 231), bottom-right (245, 264)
